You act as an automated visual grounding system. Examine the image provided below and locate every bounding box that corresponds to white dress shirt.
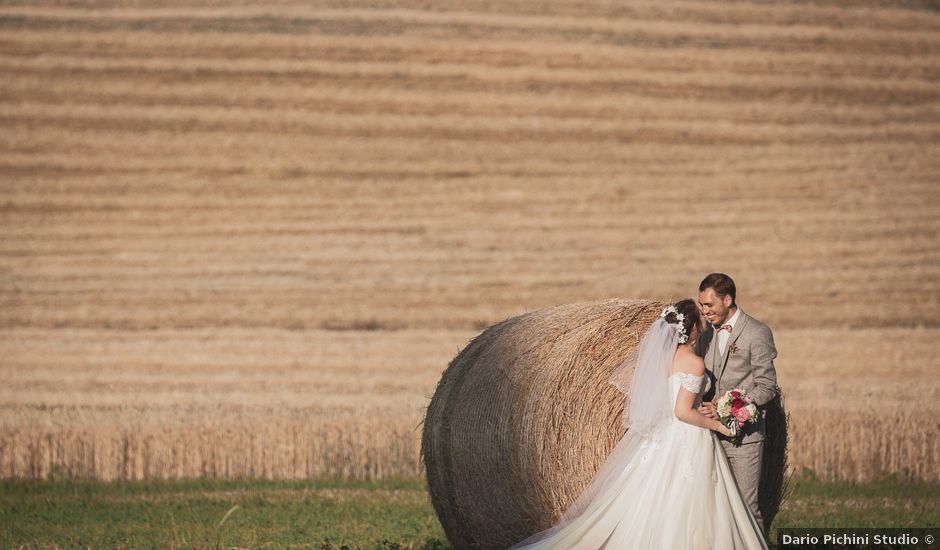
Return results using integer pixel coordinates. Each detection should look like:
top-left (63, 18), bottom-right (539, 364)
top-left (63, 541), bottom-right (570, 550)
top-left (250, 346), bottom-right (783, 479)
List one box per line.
top-left (717, 307), bottom-right (742, 356)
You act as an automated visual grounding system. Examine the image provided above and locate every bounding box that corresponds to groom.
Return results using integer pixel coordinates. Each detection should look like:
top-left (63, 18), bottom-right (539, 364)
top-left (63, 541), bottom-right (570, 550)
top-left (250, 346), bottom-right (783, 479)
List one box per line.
top-left (695, 273), bottom-right (778, 533)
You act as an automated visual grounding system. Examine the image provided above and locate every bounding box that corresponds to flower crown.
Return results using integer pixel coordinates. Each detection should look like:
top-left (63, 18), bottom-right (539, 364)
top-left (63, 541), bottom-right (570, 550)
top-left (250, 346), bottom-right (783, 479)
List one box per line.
top-left (660, 305), bottom-right (689, 344)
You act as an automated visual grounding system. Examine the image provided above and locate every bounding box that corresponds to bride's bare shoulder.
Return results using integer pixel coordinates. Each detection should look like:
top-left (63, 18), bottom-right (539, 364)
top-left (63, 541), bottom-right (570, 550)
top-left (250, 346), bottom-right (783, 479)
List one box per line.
top-left (673, 347), bottom-right (705, 376)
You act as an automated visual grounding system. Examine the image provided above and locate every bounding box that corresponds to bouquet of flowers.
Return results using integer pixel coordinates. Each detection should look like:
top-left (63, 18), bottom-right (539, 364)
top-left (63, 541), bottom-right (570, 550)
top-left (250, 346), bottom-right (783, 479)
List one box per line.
top-left (716, 388), bottom-right (761, 442)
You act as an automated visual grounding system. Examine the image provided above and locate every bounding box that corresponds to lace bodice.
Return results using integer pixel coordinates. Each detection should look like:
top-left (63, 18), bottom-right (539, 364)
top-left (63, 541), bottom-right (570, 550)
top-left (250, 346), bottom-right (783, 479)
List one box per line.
top-left (665, 372), bottom-right (714, 483)
top-left (671, 371), bottom-right (711, 395)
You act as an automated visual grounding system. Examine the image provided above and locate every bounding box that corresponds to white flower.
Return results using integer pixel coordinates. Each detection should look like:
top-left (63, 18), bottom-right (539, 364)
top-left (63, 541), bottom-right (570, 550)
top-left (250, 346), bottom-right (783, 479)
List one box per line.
top-left (716, 397), bottom-right (732, 417)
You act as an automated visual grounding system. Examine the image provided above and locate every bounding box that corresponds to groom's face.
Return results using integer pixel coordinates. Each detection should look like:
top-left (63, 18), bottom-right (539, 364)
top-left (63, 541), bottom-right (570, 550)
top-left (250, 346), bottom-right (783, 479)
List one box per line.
top-left (698, 288), bottom-right (734, 327)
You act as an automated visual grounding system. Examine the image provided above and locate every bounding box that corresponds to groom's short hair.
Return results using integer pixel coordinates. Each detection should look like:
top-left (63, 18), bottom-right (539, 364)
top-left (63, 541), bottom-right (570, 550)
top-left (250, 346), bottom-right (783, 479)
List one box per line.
top-left (699, 273), bottom-right (736, 307)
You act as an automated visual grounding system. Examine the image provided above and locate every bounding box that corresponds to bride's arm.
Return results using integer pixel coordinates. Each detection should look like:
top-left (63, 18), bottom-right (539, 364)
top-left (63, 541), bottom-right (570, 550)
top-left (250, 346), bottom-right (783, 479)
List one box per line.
top-left (673, 355), bottom-right (732, 436)
top-left (675, 386), bottom-right (731, 436)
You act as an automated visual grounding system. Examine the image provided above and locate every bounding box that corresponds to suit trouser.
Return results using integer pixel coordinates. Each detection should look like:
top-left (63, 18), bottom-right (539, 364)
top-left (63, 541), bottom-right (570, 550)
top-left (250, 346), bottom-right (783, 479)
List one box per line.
top-left (720, 439), bottom-right (764, 532)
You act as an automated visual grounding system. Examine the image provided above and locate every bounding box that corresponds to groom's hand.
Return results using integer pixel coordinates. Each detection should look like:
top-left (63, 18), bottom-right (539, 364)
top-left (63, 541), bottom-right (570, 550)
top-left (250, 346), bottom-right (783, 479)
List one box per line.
top-left (698, 402), bottom-right (718, 419)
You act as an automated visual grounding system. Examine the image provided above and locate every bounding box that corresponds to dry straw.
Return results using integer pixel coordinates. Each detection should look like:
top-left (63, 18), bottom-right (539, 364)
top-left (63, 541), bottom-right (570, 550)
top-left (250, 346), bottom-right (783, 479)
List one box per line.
top-left (421, 298), bottom-right (788, 550)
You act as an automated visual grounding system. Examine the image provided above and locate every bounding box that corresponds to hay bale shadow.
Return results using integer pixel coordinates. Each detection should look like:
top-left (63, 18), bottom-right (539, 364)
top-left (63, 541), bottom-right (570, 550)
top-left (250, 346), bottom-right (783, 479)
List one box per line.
top-left (760, 390), bottom-right (790, 533)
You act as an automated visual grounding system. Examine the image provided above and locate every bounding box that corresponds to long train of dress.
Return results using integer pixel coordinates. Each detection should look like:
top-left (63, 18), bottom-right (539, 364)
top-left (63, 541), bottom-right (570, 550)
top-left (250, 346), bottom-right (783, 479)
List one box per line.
top-left (508, 372), bottom-right (768, 550)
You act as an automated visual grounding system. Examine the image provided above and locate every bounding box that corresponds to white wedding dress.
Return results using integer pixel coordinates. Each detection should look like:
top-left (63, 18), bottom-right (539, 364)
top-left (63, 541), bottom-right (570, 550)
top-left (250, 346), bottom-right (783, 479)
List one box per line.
top-left (507, 370), bottom-right (769, 550)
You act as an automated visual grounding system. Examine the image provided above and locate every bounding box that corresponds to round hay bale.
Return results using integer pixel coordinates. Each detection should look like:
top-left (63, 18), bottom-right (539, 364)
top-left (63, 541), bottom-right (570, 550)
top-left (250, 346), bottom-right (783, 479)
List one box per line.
top-left (420, 298), bottom-right (788, 549)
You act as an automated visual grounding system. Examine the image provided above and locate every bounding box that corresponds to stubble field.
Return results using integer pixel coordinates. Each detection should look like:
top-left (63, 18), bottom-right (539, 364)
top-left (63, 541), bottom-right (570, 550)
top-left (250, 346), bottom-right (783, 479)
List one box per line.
top-left (1, 0), bottom-right (939, 485)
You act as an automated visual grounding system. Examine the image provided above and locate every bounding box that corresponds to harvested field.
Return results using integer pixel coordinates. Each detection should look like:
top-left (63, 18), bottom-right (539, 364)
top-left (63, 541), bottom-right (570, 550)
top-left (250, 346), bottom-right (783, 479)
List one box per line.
top-left (1, 0), bottom-right (938, 481)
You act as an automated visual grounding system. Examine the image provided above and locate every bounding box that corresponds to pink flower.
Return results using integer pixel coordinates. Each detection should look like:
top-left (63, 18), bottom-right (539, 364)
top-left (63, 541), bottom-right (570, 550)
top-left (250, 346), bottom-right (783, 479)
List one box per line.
top-left (734, 407), bottom-right (751, 424)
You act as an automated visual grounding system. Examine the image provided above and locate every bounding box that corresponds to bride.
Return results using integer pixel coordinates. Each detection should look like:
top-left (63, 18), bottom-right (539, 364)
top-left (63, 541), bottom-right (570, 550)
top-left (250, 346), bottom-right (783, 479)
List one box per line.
top-left (508, 299), bottom-right (769, 550)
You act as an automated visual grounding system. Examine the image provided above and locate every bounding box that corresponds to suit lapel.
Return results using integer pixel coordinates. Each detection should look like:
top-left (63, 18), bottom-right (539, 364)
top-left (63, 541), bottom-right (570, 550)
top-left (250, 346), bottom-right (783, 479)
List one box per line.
top-left (700, 327), bottom-right (716, 372)
top-left (717, 311), bottom-right (751, 386)
top-left (709, 328), bottom-right (719, 372)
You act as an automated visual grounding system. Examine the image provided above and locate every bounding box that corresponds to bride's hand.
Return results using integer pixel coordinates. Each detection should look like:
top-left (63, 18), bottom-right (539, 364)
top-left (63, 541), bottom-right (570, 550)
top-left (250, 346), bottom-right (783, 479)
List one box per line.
top-left (716, 421), bottom-right (734, 437)
top-left (699, 402), bottom-right (718, 419)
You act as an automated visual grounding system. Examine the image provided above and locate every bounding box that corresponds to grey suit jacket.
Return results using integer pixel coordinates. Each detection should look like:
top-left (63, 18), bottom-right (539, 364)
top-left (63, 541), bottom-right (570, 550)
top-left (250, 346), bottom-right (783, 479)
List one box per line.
top-left (696, 310), bottom-right (778, 444)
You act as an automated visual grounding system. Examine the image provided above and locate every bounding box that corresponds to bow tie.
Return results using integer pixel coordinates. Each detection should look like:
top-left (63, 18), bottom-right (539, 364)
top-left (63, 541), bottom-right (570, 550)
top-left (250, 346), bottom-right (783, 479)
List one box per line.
top-left (716, 324), bottom-right (732, 333)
